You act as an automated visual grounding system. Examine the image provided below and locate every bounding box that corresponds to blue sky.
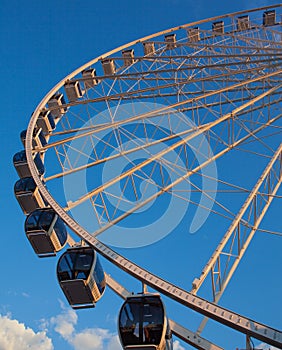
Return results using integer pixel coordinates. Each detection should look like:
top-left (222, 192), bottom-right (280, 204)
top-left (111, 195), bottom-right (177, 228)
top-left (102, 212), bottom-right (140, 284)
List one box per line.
top-left (1, 1), bottom-right (281, 349)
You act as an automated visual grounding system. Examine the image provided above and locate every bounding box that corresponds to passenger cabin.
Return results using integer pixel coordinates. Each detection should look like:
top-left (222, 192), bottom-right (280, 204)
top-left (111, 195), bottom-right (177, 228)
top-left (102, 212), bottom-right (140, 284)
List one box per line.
top-left (37, 110), bottom-right (55, 134)
top-left (20, 129), bottom-right (47, 150)
top-left (164, 34), bottom-right (176, 50)
top-left (212, 21), bottom-right (224, 35)
top-left (25, 208), bottom-right (67, 257)
top-left (13, 150), bottom-right (44, 178)
top-left (57, 246), bottom-right (106, 309)
top-left (187, 27), bottom-right (200, 42)
top-left (118, 294), bottom-right (173, 350)
top-left (82, 68), bottom-right (99, 89)
top-left (143, 42), bottom-right (155, 56)
top-left (122, 49), bottom-right (135, 66)
top-left (47, 93), bottom-right (67, 118)
top-left (263, 10), bottom-right (276, 26)
top-left (14, 177), bottom-right (46, 215)
top-left (101, 58), bottom-right (116, 75)
top-left (237, 15), bottom-right (250, 31)
top-left (64, 80), bottom-right (83, 102)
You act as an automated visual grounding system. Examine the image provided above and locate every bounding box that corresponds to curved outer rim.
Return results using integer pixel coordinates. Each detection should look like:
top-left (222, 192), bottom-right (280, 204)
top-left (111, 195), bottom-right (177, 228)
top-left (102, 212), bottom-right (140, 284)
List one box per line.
top-left (25, 5), bottom-right (282, 347)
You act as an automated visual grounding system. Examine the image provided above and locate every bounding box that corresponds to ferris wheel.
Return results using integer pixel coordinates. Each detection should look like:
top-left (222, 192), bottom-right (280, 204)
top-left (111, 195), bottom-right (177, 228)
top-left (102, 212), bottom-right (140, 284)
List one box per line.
top-left (14, 4), bottom-right (282, 350)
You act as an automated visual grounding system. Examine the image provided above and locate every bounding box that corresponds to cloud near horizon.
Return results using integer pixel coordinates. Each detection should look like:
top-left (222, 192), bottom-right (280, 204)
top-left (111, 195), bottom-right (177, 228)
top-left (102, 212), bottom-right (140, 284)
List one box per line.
top-left (0, 301), bottom-right (187, 350)
top-left (173, 340), bottom-right (186, 350)
top-left (0, 310), bottom-right (274, 350)
top-left (49, 303), bottom-right (122, 350)
top-left (0, 314), bottom-right (53, 350)
top-left (49, 302), bottom-right (187, 350)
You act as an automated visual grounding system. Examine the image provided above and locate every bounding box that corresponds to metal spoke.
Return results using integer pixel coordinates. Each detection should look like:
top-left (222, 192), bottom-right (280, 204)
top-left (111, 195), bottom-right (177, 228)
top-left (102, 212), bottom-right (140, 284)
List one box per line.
top-left (24, 5), bottom-right (282, 349)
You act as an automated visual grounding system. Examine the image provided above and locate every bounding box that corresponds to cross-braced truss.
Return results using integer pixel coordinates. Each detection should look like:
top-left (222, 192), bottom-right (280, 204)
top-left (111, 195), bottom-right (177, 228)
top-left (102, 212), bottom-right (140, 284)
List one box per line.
top-left (26, 5), bottom-right (282, 349)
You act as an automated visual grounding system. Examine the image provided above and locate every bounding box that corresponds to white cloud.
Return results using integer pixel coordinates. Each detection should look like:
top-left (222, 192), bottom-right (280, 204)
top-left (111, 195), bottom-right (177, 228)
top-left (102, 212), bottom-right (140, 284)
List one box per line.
top-left (105, 334), bottom-right (123, 350)
top-left (50, 306), bottom-right (77, 340)
top-left (21, 292), bottom-right (30, 298)
top-left (0, 315), bottom-right (53, 350)
top-left (173, 339), bottom-right (186, 350)
top-left (49, 302), bottom-right (186, 350)
top-left (72, 328), bottom-right (122, 350)
top-left (72, 328), bottom-right (104, 349)
top-left (50, 302), bottom-right (122, 350)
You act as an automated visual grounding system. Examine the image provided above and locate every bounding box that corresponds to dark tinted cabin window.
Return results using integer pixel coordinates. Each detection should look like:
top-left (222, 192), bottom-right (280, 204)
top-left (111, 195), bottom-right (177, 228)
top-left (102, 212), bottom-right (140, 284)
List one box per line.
top-left (119, 297), bottom-right (164, 346)
top-left (38, 131), bottom-right (47, 147)
top-left (53, 217), bottom-right (67, 245)
top-left (20, 129), bottom-right (47, 147)
top-left (24, 178), bottom-right (37, 191)
top-left (40, 210), bottom-right (55, 231)
top-left (120, 302), bottom-right (141, 345)
top-left (34, 154), bottom-right (45, 175)
top-left (26, 209), bottom-right (67, 245)
top-left (25, 210), bottom-right (41, 231)
top-left (58, 249), bottom-right (94, 281)
top-left (93, 257), bottom-right (106, 294)
top-left (14, 177), bottom-right (36, 193)
top-left (25, 209), bottom-right (53, 231)
top-left (13, 150), bottom-right (26, 163)
top-left (13, 151), bottom-right (44, 175)
top-left (20, 130), bottom-right (27, 143)
top-left (48, 113), bottom-right (56, 129)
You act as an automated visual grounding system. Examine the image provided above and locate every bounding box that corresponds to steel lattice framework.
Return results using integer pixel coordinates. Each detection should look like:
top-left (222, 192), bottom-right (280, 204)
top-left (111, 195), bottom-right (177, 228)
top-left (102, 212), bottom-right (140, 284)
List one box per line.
top-left (24, 5), bottom-right (281, 349)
